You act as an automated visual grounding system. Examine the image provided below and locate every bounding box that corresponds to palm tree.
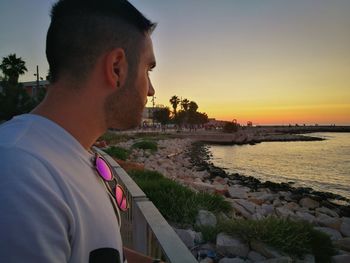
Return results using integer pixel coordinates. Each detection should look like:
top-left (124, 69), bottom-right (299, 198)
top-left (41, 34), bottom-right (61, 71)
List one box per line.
top-left (169, 95), bottom-right (180, 117)
top-left (0, 54), bottom-right (27, 85)
top-left (181, 98), bottom-right (190, 111)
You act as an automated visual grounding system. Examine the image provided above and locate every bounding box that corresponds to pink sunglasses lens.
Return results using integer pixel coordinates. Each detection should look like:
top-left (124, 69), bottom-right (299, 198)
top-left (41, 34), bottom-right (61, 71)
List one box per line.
top-left (116, 185), bottom-right (128, 211)
top-left (96, 157), bottom-right (113, 181)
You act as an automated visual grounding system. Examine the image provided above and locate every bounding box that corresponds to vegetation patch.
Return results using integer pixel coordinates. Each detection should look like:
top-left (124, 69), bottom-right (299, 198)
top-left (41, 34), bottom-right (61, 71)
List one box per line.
top-left (104, 146), bottom-right (130, 161)
top-left (196, 217), bottom-right (335, 262)
top-left (132, 140), bottom-right (158, 152)
top-left (99, 132), bottom-right (131, 145)
top-left (128, 169), bottom-right (231, 226)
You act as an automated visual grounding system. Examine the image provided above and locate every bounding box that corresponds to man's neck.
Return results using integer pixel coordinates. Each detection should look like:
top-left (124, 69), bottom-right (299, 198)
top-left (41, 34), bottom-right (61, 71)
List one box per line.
top-left (31, 84), bottom-right (106, 151)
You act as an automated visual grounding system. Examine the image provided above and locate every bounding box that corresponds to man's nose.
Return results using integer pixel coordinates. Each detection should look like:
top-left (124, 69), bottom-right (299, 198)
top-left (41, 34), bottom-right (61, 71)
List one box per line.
top-left (148, 81), bottom-right (155, 97)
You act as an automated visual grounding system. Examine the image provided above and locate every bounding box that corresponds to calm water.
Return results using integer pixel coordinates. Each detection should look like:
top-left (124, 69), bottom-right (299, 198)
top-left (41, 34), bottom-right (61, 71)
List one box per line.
top-left (209, 133), bottom-right (350, 199)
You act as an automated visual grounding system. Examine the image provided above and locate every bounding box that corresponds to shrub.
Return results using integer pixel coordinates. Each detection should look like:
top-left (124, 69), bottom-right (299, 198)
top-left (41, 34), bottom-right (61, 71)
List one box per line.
top-left (104, 146), bottom-right (130, 161)
top-left (132, 140), bottom-right (158, 152)
top-left (99, 132), bottom-right (129, 145)
top-left (128, 170), bottom-right (231, 226)
top-left (216, 217), bottom-right (335, 260)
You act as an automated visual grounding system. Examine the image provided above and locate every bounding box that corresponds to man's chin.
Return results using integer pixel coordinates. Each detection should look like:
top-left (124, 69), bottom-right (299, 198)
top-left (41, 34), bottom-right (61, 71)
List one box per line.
top-left (108, 118), bottom-right (142, 131)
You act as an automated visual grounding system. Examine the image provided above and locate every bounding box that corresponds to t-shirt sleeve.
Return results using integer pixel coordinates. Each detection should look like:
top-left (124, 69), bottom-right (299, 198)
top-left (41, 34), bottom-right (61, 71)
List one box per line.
top-left (0, 148), bottom-right (73, 263)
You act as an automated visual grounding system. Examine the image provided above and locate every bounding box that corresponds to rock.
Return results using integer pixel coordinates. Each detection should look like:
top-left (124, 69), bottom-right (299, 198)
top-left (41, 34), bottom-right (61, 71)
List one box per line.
top-left (228, 186), bottom-right (248, 199)
top-left (218, 258), bottom-right (245, 263)
top-left (229, 200), bottom-right (253, 219)
top-left (234, 199), bottom-right (257, 214)
top-left (331, 254), bottom-right (350, 263)
top-left (192, 182), bottom-right (215, 192)
top-left (261, 204), bottom-right (275, 216)
top-left (174, 228), bottom-right (196, 248)
top-left (316, 213), bottom-right (342, 230)
top-left (279, 191), bottom-right (293, 201)
top-left (295, 211), bottom-right (316, 223)
top-left (249, 192), bottom-right (277, 202)
top-left (257, 257), bottom-right (293, 263)
top-left (299, 197), bottom-right (320, 209)
top-left (285, 202), bottom-right (300, 211)
top-left (250, 240), bottom-right (283, 258)
top-left (215, 184), bottom-right (229, 195)
top-left (340, 217), bottom-right (350, 237)
top-left (196, 210), bottom-right (217, 227)
top-left (248, 250), bottom-right (266, 261)
top-left (314, 227), bottom-right (342, 240)
top-left (216, 233), bottom-right (249, 257)
top-left (333, 237), bottom-right (350, 252)
top-left (316, 207), bottom-right (339, 218)
top-left (275, 207), bottom-right (294, 218)
top-left (273, 199), bottom-right (282, 207)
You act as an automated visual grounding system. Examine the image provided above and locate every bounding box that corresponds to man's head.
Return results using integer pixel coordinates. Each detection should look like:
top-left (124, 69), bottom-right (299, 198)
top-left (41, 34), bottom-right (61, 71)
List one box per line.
top-left (46, 0), bottom-right (156, 130)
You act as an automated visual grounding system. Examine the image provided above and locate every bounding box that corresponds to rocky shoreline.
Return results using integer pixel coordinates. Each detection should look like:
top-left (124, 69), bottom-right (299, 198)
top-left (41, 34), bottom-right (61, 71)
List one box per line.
top-left (113, 137), bottom-right (350, 263)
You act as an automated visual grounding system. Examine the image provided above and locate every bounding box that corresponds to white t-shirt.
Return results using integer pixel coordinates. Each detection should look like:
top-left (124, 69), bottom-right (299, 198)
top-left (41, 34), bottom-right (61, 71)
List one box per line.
top-left (0, 114), bottom-right (124, 263)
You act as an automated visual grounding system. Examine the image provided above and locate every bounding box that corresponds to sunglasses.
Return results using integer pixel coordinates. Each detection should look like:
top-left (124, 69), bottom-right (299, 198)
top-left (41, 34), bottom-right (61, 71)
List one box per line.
top-left (93, 153), bottom-right (129, 212)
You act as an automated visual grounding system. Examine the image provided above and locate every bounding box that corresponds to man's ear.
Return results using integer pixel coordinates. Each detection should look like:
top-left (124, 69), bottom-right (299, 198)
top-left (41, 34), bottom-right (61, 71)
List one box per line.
top-left (105, 48), bottom-right (128, 89)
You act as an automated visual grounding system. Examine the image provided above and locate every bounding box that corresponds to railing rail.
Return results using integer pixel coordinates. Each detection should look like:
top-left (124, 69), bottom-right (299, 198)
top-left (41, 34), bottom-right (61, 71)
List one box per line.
top-left (94, 148), bottom-right (197, 263)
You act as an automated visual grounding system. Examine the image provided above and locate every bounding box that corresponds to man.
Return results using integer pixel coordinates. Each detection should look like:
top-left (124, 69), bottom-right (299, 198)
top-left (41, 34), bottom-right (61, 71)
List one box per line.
top-left (0, 0), bottom-right (156, 262)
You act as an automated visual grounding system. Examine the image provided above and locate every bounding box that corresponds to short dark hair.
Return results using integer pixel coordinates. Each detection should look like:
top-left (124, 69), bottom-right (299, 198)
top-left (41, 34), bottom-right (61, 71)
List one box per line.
top-left (46, 0), bottom-right (156, 83)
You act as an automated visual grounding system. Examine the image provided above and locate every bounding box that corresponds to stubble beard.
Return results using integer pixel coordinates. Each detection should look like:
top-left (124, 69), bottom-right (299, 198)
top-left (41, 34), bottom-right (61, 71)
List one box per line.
top-left (104, 76), bottom-right (144, 130)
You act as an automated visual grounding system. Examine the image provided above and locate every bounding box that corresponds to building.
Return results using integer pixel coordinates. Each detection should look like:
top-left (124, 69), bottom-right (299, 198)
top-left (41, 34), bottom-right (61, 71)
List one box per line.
top-left (21, 80), bottom-right (50, 98)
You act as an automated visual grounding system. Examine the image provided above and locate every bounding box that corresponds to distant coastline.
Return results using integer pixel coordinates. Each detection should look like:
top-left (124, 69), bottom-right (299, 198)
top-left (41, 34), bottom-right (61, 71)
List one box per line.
top-left (176, 125), bottom-right (350, 145)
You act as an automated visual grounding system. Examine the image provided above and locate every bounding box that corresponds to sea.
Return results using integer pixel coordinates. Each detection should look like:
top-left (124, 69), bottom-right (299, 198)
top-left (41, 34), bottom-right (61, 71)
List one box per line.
top-left (208, 133), bottom-right (350, 200)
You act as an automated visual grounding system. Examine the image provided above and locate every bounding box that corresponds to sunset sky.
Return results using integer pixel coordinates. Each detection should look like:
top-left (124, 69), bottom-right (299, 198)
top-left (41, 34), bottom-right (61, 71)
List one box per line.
top-left (0, 0), bottom-right (349, 125)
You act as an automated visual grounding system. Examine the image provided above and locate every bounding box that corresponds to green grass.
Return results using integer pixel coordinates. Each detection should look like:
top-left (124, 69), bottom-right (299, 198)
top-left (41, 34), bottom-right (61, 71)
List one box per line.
top-left (132, 140), bottom-right (158, 152)
top-left (128, 170), bottom-right (231, 226)
top-left (104, 146), bottom-right (130, 161)
top-left (196, 217), bottom-right (335, 262)
top-left (99, 131), bottom-right (131, 145)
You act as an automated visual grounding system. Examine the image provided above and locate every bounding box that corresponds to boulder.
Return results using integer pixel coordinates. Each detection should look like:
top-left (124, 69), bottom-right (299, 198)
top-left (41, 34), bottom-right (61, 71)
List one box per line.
top-left (299, 197), bottom-right (320, 209)
top-left (216, 233), bottom-right (249, 257)
top-left (316, 207), bottom-right (339, 218)
top-left (340, 217), bottom-right (350, 237)
top-left (285, 202), bottom-right (300, 211)
top-left (215, 184), bottom-right (229, 195)
top-left (275, 207), bottom-right (294, 218)
top-left (261, 204), bottom-right (275, 216)
top-left (316, 213), bottom-right (342, 230)
top-left (229, 200), bottom-right (253, 219)
top-left (228, 186), bottom-right (248, 199)
top-left (174, 228), bottom-right (196, 248)
top-left (333, 237), bottom-right (350, 252)
top-left (192, 182), bottom-right (215, 192)
top-left (234, 199), bottom-right (257, 214)
top-left (218, 258), bottom-right (245, 263)
top-left (248, 250), bottom-right (266, 261)
top-left (331, 254), bottom-right (350, 263)
top-left (196, 210), bottom-right (217, 227)
top-left (295, 211), bottom-right (316, 224)
top-left (250, 240), bottom-right (283, 258)
top-left (314, 227), bottom-right (342, 240)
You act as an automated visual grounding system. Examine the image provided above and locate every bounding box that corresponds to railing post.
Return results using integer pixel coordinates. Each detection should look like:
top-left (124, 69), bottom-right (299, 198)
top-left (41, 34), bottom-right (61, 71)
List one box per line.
top-left (133, 200), bottom-right (148, 254)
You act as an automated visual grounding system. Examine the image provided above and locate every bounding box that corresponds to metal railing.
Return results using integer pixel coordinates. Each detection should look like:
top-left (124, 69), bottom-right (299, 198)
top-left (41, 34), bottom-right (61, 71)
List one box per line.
top-left (94, 148), bottom-right (197, 263)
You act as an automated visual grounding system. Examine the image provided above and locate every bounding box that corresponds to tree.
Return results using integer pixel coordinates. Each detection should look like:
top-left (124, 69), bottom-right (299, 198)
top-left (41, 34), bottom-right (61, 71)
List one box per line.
top-left (169, 95), bottom-right (180, 117)
top-left (0, 54), bottom-right (35, 121)
top-left (188, 101), bottom-right (198, 112)
top-left (0, 54), bottom-right (27, 85)
top-left (181, 98), bottom-right (190, 111)
top-left (153, 107), bottom-right (171, 130)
